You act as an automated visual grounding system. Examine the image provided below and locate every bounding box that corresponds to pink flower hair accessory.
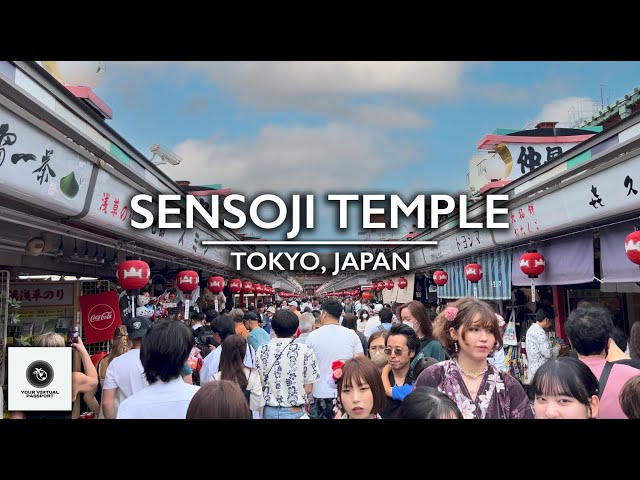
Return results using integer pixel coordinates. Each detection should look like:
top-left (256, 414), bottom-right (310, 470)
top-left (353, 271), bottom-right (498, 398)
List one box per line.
top-left (444, 307), bottom-right (458, 322)
top-left (495, 314), bottom-right (505, 329)
top-left (327, 360), bottom-right (345, 389)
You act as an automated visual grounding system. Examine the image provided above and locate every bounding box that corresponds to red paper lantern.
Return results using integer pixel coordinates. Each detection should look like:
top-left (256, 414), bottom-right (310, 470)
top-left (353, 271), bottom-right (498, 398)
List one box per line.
top-left (465, 263), bottom-right (483, 283)
top-left (208, 276), bottom-right (225, 293)
top-left (397, 277), bottom-right (408, 289)
top-left (375, 281), bottom-right (385, 292)
top-left (242, 281), bottom-right (254, 294)
top-left (229, 278), bottom-right (242, 293)
top-left (177, 270), bottom-right (199, 293)
top-left (433, 270), bottom-right (448, 286)
top-left (253, 283), bottom-right (262, 294)
top-left (625, 230), bottom-right (640, 266)
top-left (519, 250), bottom-right (546, 278)
top-left (116, 260), bottom-right (150, 290)
top-left (385, 279), bottom-right (394, 290)
top-left (362, 291), bottom-right (373, 300)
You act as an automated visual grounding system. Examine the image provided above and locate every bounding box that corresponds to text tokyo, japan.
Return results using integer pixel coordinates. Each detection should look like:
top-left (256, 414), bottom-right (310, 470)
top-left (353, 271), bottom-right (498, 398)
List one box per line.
top-left (129, 193), bottom-right (509, 239)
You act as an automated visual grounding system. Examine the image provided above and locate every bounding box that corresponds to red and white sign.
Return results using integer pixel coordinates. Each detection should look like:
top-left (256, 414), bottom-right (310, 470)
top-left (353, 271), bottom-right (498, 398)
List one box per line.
top-left (80, 290), bottom-right (122, 344)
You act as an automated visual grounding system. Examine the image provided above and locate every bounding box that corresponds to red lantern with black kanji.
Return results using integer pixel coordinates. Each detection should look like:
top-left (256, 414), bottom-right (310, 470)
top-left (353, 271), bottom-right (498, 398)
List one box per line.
top-left (362, 291), bottom-right (373, 300)
top-left (242, 281), bottom-right (254, 294)
top-left (465, 263), bottom-right (483, 283)
top-left (397, 277), bottom-right (408, 289)
top-left (385, 279), bottom-right (394, 290)
top-left (117, 260), bottom-right (150, 290)
top-left (177, 270), bottom-right (199, 293)
top-left (208, 276), bottom-right (225, 294)
top-left (625, 230), bottom-right (640, 266)
top-left (519, 250), bottom-right (546, 278)
top-left (229, 278), bottom-right (242, 294)
top-left (433, 270), bottom-right (448, 286)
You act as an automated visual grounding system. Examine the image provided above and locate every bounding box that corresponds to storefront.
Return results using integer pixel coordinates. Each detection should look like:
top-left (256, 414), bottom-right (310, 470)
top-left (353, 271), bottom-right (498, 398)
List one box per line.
top-left (0, 62), bottom-right (300, 417)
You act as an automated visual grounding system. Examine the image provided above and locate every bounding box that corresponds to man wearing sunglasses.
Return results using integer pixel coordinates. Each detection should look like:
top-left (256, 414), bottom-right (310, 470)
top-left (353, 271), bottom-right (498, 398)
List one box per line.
top-left (379, 323), bottom-right (419, 418)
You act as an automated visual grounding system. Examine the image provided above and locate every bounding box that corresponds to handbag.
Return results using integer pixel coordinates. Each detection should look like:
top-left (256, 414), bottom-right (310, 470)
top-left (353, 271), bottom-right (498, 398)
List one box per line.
top-left (503, 310), bottom-right (518, 346)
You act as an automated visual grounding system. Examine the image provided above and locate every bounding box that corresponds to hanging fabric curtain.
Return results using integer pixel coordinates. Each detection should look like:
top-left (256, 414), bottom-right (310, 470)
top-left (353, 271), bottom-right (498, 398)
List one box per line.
top-left (438, 249), bottom-right (512, 300)
top-left (511, 231), bottom-right (594, 286)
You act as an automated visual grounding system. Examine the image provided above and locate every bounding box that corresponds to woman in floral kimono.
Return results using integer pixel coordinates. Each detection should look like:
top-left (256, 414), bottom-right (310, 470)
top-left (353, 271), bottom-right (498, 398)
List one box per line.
top-left (415, 297), bottom-right (533, 419)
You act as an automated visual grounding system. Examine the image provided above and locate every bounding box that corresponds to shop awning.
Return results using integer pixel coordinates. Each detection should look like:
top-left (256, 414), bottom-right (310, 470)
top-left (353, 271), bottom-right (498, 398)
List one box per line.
top-left (511, 231), bottom-right (594, 286)
top-left (438, 249), bottom-right (512, 300)
top-left (600, 219), bottom-right (640, 283)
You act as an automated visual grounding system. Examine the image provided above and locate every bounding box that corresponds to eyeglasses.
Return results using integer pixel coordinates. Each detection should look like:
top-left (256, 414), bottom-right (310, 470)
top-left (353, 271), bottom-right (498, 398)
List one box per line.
top-left (370, 346), bottom-right (386, 353)
top-left (384, 347), bottom-right (409, 356)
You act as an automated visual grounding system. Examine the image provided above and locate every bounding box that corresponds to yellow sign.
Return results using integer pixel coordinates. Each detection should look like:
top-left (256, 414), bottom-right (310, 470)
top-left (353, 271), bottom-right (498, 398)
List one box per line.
top-left (20, 307), bottom-right (66, 319)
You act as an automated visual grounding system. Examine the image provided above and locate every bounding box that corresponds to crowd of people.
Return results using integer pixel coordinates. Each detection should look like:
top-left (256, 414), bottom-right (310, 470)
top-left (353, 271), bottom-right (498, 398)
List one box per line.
top-left (8, 294), bottom-right (640, 420)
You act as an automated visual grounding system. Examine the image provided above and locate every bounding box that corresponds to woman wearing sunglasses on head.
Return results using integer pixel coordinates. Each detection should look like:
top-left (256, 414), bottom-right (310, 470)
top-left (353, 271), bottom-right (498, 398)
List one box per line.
top-left (415, 297), bottom-right (533, 419)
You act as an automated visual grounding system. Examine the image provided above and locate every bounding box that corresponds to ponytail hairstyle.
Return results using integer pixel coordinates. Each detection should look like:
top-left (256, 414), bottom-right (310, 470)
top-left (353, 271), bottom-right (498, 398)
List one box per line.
top-left (108, 325), bottom-right (130, 362)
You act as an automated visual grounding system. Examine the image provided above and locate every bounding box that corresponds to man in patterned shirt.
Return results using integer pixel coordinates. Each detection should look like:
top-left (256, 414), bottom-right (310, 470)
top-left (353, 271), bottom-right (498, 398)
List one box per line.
top-left (525, 306), bottom-right (559, 397)
top-left (255, 310), bottom-right (320, 419)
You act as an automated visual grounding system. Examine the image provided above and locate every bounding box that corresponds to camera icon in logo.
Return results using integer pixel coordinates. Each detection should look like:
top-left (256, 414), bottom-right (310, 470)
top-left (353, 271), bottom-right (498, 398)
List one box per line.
top-left (26, 360), bottom-right (54, 388)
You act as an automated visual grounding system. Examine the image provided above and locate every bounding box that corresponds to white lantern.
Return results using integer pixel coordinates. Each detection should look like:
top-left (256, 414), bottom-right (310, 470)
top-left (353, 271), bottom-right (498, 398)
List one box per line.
top-left (56, 61), bottom-right (105, 89)
top-left (484, 153), bottom-right (506, 181)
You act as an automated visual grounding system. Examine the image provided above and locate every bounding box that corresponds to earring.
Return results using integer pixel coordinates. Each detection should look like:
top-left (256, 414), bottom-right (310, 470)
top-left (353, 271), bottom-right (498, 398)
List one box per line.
top-left (454, 341), bottom-right (458, 354)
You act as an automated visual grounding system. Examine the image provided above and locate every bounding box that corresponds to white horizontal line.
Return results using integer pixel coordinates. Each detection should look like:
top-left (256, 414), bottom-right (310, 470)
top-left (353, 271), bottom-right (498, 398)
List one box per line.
top-left (201, 241), bottom-right (438, 246)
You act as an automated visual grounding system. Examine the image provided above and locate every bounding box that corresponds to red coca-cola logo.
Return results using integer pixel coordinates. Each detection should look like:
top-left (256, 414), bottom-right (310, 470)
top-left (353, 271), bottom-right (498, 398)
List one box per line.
top-left (87, 304), bottom-right (116, 330)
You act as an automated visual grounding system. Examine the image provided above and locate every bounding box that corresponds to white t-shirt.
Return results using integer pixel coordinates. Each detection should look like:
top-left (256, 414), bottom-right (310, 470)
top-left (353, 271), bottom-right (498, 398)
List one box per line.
top-left (306, 324), bottom-right (363, 399)
top-left (103, 349), bottom-right (149, 404)
top-left (200, 342), bottom-right (255, 384)
top-left (213, 367), bottom-right (265, 412)
top-left (117, 377), bottom-right (199, 419)
top-left (363, 316), bottom-right (381, 339)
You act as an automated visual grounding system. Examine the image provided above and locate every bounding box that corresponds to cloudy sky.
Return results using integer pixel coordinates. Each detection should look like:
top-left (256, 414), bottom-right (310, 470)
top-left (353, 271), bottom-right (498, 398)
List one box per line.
top-left (90, 61), bottom-right (640, 241)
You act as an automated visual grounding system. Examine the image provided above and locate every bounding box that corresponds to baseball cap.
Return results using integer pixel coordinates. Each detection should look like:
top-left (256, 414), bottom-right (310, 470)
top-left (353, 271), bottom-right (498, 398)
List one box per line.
top-left (243, 311), bottom-right (259, 322)
top-left (374, 304), bottom-right (383, 313)
top-left (124, 316), bottom-right (152, 340)
top-left (289, 301), bottom-right (299, 308)
top-left (267, 306), bottom-right (276, 314)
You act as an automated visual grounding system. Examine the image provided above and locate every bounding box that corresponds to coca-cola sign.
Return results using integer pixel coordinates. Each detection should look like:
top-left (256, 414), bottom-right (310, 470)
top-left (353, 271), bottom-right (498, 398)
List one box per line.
top-left (88, 305), bottom-right (115, 330)
top-left (80, 290), bottom-right (122, 344)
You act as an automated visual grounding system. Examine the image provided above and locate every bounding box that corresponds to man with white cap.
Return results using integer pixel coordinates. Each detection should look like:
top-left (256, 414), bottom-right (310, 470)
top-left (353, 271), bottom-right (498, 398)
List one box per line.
top-left (364, 304), bottom-right (383, 339)
top-left (289, 301), bottom-right (301, 318)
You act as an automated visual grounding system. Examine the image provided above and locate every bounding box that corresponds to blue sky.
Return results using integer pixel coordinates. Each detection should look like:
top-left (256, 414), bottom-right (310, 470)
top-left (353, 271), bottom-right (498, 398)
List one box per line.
top-left (88, 61), bottom-right (640, 242)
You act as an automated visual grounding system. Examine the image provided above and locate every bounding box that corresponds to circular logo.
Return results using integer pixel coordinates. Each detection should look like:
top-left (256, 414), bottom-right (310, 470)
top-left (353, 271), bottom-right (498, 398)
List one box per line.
top-left (87, 303), bottom-right (116, 331)
top-left (26, 360), bottom-right (54, 388)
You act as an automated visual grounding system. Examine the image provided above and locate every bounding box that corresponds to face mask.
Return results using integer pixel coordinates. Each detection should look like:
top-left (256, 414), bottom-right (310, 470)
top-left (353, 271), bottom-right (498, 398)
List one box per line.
top-left (370, 351), bottom-right (388, 368)
top-left (362, 314), bottom-right (368, 319)
top-left (403, 320), bottom-right (417, 331)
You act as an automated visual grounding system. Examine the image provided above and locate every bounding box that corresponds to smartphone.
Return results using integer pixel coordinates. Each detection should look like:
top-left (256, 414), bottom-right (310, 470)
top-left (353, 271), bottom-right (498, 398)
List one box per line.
top-left (67, 326), bottom-right (79, 345)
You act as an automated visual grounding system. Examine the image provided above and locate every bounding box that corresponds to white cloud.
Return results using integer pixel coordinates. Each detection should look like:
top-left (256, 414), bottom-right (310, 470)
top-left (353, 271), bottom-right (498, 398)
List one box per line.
top-left (162, 123), bottom-right (421, 241)
top-left (530, 96), bottom-right (599, 127)
top-left (108, 61), bottom-right (470, 129)
top-left (185, 61), bottom-right (467, 105)
top-left (167, 122), bottom-right (419, 196)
